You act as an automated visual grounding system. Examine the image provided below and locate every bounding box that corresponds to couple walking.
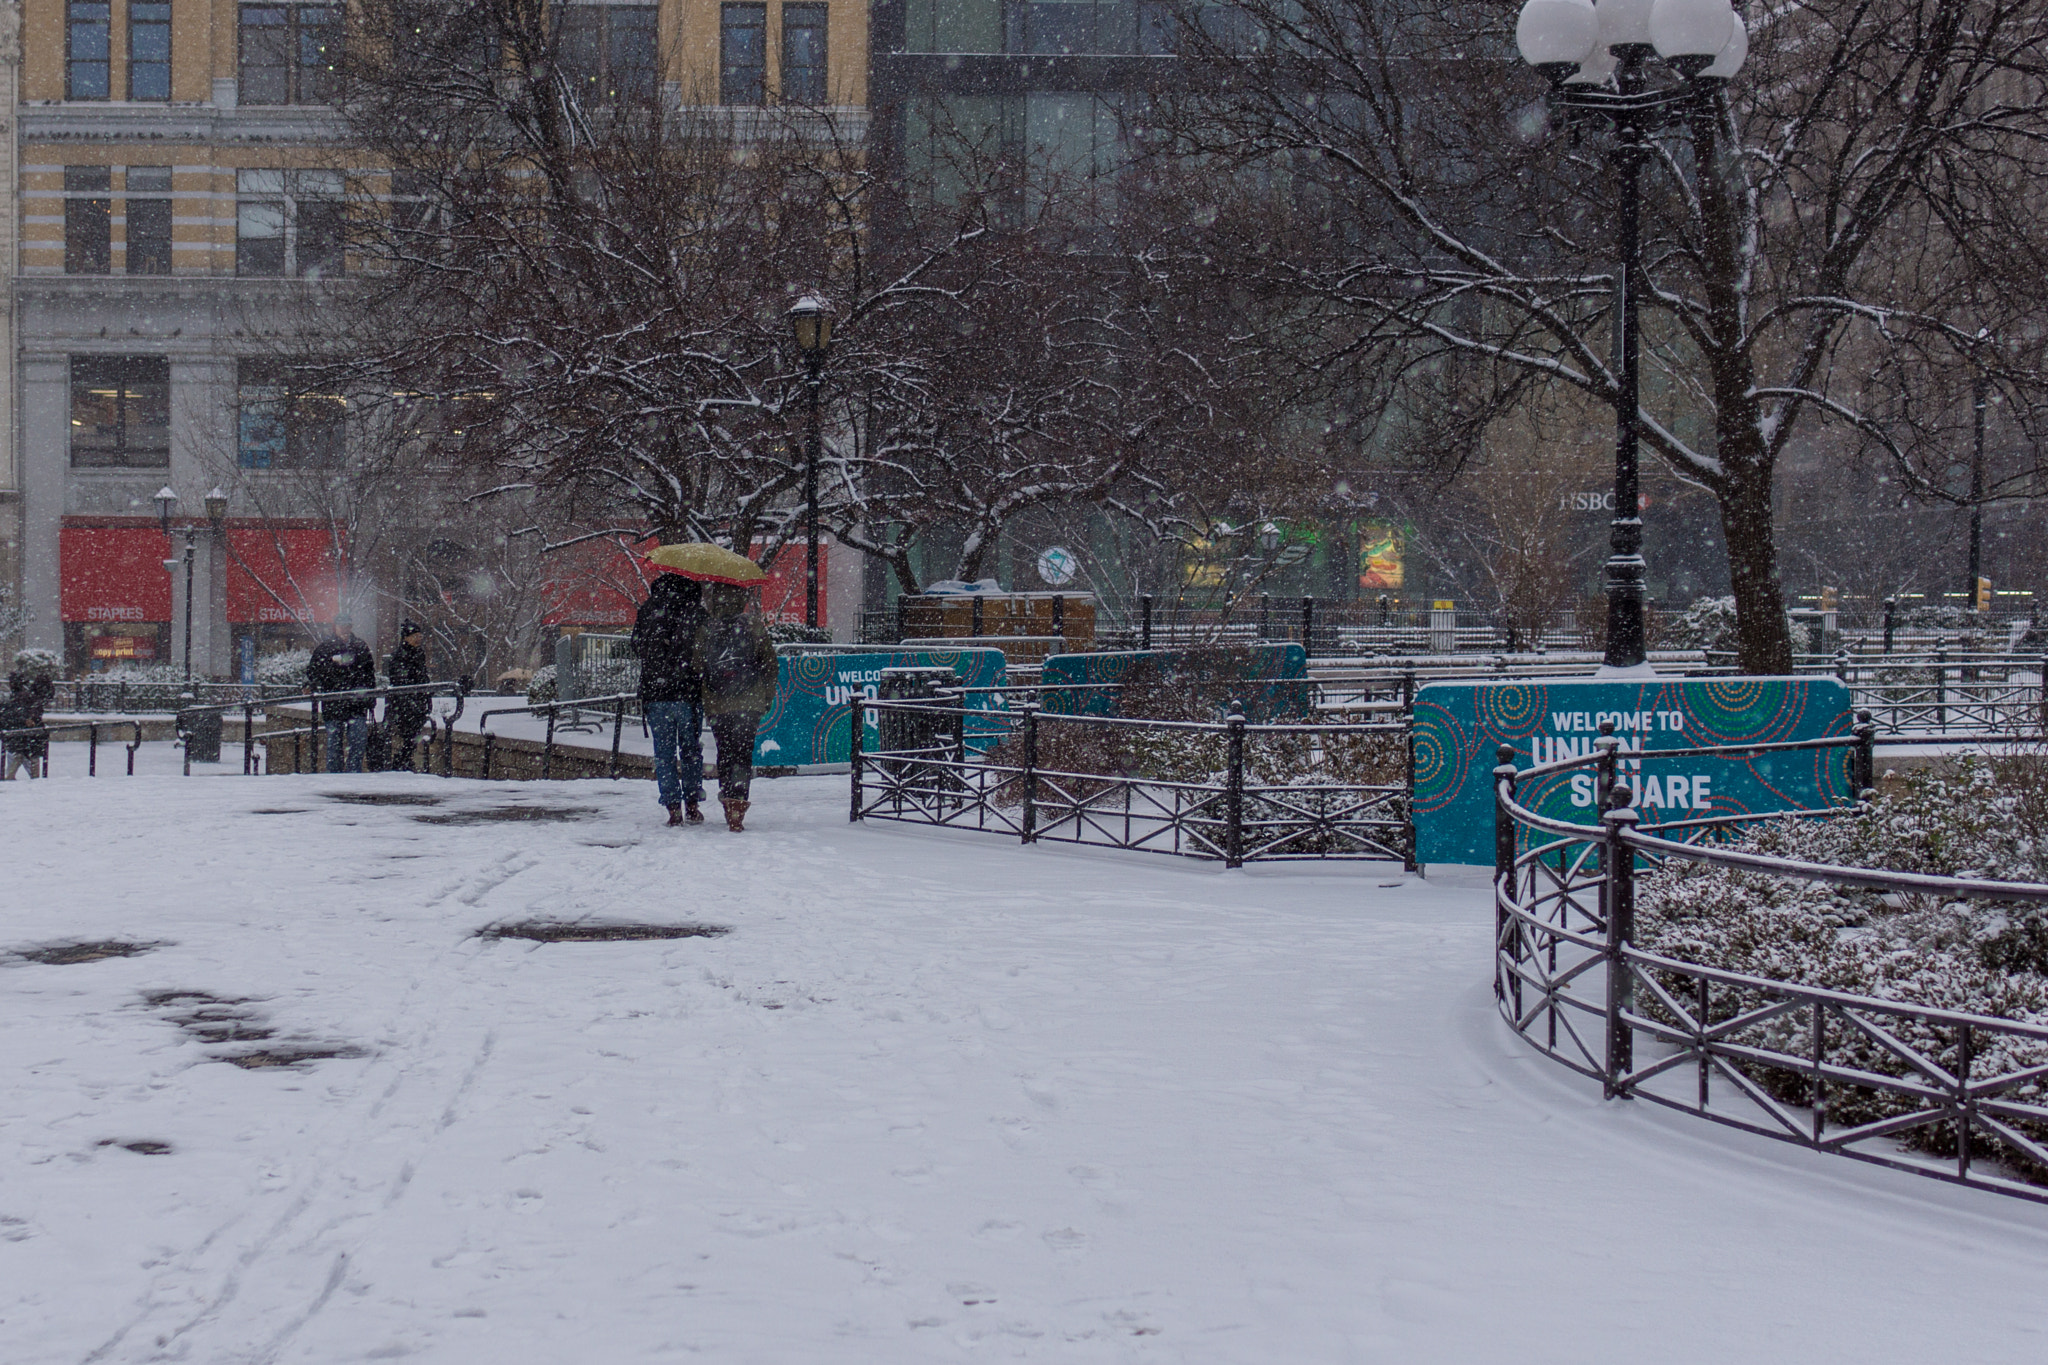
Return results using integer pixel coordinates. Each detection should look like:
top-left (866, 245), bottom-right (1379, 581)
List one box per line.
top-left (631, 576), bottom-right (775, 831)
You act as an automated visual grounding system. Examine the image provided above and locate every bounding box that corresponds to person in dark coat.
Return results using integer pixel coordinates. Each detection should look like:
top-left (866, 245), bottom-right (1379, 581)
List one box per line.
top-left (385, 620), bottom-right (433, 771)
top-left (307, 614), bottom-right (377, 773)
top-left (692, 581), bottom-right (778, 832)
top-left (1, 667), bottom-right (55, 780)
top-left (632, 574), bottom-right (708, 825)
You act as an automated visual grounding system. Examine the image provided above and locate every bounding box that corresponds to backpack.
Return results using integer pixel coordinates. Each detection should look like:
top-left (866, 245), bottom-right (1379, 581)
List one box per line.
top-left (701, 617), bottom-right (763, 696)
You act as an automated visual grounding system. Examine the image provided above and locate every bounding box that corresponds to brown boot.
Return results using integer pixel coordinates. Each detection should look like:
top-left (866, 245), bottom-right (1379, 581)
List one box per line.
top-left (684, 800), bottom-right (705, 825)
top-left (666, 804), bottom-right (684, 827)
top-left (722, 798), bottom-right (749, 832)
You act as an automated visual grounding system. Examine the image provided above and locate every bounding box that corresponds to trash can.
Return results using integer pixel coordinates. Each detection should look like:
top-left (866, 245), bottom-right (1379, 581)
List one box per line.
top-left (877, 667), bottom-right (958, 756)
top-left (177, 704), bottom-right (223, 763)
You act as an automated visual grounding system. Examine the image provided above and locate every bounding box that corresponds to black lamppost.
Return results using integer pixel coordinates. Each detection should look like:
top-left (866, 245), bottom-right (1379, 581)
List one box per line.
top-left (787, 294), bottom-right (835, 629)
top-left (154, 485), bottom-right (229, 686)
top-left (1967, 372), bottom-right (1987, 609)
top-left (1516, 0), bottom-right (1746, 673)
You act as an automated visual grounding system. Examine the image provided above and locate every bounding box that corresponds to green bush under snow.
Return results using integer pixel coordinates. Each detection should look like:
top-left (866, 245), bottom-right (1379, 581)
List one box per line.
top-left (1636, 751), bottom-right (2048, 1177)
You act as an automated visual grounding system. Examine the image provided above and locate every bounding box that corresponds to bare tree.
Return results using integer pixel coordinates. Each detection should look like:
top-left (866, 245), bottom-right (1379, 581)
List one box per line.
top-left (1156, 0), bottom-right (2048, 670)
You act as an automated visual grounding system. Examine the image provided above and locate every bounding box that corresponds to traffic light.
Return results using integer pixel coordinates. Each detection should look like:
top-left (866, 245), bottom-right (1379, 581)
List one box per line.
top-left (1976, 577), bottom-right (1993, 612)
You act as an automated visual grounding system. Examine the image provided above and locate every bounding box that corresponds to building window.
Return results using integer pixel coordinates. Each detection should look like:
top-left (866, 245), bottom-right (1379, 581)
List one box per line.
top-left (720, 3), bottom-right (767, 105)
top-left (237, 169), bottom-right (346, 278)
top-left (239, 360), bottom-right (346, 469)
top-left (65, 167), bottom-right (112, 276)
top-left (781, 4), bottom-right (828, 104)
top-left (558, 4), bottom-right (658, 104)
top-left (71, 357), bottom-right (171, 469)
top-left (67, 1), bottom-right (111, 100)
top-left (239, 4), bottom-right (341, 105)
top-left (129, 2), bottom-right (172, 99)
top-left (126, 166), bottom-right (174, 275)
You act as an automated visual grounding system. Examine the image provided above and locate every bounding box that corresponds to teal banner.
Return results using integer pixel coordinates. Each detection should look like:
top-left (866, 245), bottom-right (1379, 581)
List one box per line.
top-left (1039, 645), bottom-right (1310, 720)
top-left (1413, 677), bottom-right (1856, 865)
top-left (755, 648), bottom-right (1008, 767)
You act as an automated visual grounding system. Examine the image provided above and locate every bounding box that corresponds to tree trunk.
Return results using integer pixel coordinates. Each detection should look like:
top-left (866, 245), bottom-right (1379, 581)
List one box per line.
top-left (1715, 463), bottom-right (1792, 674)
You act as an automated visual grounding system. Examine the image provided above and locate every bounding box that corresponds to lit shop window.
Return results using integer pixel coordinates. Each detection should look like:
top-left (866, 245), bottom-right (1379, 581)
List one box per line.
top-left (70, 356), bottom-right (171, 469)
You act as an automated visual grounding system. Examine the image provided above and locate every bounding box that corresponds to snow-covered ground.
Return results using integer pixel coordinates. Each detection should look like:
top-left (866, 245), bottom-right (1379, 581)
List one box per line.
top-left (5, 771), bottom-right (2048, 1363)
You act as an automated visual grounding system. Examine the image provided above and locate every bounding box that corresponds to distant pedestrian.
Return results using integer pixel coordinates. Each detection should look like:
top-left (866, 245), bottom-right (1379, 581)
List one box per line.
top-left (308, 614), bottom-right (377, 773)
top-left (692, 582), bottom-right (777, 832)
top-left (385, 620), bottom-right (432, 771)
top-left (1, 663), bottom-right (55, 780)
top-left (632, 574), bottom-right (708, 825)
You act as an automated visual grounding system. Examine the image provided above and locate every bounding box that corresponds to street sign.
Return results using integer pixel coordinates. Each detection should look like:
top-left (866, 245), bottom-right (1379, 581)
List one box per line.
top-left (754, 647), bottom-right (1007, 768)
top-left (1412, 676), bottom-right (1855, 865)
top-left (1036, 546), bottom-right (1078, 586)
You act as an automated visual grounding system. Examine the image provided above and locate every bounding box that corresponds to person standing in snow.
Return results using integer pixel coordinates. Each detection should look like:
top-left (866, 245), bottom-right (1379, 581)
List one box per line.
top-left (308, 614), bottom-right (377, 773)
top-left (632, 574), bottom-right (709, 826)
top-left (385, 620), bottom-right (433, 771)
top-left (0, 663), bottom-right (55, 780)
top-left (692, 581), bottom-right (777, 832)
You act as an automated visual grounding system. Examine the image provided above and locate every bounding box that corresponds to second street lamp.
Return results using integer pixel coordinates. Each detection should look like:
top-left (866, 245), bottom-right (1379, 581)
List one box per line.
top-left (1516, 0), bottom-right (1745, 674)
top-left (787, 294), bottom-right (835, 630)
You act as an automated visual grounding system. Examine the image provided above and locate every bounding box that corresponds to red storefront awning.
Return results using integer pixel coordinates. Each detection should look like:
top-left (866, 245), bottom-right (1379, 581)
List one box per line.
top-left (541, 537), bottom-right (656, 627)
top-left (754, 541), bottom-right (825, 625)
top-left (61, 527), bottom-right (174, 623)
top-left (226, 528), bottom-right (341, 624)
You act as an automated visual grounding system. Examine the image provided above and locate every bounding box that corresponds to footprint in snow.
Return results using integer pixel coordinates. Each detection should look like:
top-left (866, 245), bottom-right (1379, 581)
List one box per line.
top-left (1041, 1227), bottom-right (1090, 1256)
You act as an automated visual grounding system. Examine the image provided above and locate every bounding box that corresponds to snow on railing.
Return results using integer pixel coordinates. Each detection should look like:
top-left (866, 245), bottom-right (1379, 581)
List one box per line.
top-left (1493, 722), bottom-right (2048, 1204)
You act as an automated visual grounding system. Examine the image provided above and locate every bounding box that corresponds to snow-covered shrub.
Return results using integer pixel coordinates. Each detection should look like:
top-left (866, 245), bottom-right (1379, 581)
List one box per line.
top-left (526, 665), bottom-right (557, 705)
top-left (767, 620), bottom-right (833, 646)
top-left (12, 647), bottom-right (60, 679)
top-left (255, 648), bottom-right (310, 690)
top-left (1663, 596), bottom-right (1737, 653)
top-left (1636, 753), bottom-right (2048, 1176)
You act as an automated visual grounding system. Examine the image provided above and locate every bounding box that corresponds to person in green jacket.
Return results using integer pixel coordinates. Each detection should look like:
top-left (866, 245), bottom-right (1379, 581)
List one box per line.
top-left (692, 582), bottom-right (778, 831)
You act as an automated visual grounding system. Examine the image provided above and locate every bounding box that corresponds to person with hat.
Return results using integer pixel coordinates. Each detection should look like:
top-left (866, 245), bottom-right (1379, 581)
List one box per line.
top-left (308, 613), bottom-right (377, 773)
top-left (692, 581), bottom-right (777, 831)
top-left (385, 620), bottom-right (433, 771)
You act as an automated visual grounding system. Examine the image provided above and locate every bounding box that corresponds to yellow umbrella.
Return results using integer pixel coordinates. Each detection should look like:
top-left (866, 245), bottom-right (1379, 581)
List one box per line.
top-left (642, 542), bottom-right (767, 586)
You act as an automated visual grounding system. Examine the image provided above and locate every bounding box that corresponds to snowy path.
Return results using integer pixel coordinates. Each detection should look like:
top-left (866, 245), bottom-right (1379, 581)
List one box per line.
top-left (4, 774), bottom-right (2048, 1363)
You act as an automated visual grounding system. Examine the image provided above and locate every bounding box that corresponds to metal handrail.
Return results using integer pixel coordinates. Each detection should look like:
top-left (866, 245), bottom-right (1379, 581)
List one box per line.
top-left (1, 719), bottom-right (147, 777)
top-left (1492, 722), bottom-right (2048, 1203)
top-left (475, 692), bottom-right (640, 781)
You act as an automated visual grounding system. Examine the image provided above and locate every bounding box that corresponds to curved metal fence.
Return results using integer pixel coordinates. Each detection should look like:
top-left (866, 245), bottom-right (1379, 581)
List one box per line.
top-left (1494, 729), bottom-right (2048, 1203)
top-left (852, 695), bottom-right (1413, 867)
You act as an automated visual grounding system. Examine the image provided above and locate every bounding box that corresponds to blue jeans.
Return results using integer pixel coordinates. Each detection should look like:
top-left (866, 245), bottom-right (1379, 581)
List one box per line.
top-left (646, 700), bottom-right (705, 808)
top-left (325, 716), bottom-right (367, 773)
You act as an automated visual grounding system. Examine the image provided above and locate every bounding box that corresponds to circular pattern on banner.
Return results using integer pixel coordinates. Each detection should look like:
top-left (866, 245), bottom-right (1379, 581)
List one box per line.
top-left (1475, 682), bottom-right (1548, 739)
top-left (1688, 677), bottom-right (1807, 745)
top-left (1410, 702), bottom-right (1470, 813)
top-left (789, 653), bottom-right (838, 686)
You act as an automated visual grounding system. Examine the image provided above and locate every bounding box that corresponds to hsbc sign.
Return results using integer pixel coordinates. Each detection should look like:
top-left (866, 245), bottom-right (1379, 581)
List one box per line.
top-left (1559, 491), bottom-right (1652, 512)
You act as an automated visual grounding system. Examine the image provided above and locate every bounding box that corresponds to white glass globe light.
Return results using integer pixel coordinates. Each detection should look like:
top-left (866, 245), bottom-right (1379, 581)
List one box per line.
top-left (1650, 0), bottom-right (1733, 64)
top-left (1564, 41), bottom-right (1618, 85)
top-left (1701, 12), bottom-right (1747, 78)
top-left (1516, 0), bottom-right (1599, 68)
top-left (1596, 0), bottom-right (1657, 49)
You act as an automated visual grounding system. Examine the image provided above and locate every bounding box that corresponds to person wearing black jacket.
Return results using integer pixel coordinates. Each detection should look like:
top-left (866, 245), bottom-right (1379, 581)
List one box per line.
top-left (631, 574), bottom-right (707, 825)
top-left (385, 620), bottom-right (432, 771)
top-left (1, 666), bottom-right (55, 780)
top-left (308, 614), bottom-right (377, 773)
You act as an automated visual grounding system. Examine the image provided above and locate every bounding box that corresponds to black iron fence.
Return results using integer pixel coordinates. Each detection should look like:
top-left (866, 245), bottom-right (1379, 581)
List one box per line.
top-left (1493, 723), bottom-right (2048, 1204)
top-left (851, 693), bottom-right (1413, 867)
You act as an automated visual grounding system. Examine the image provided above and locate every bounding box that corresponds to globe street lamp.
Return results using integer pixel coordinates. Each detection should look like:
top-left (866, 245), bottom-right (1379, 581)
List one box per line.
top-left (1516, 0), bottom-right (1746, 673)
top-left (153, 486), bottom-right (231, 687)
top-left (787, 294), bottom-right (835, 630)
